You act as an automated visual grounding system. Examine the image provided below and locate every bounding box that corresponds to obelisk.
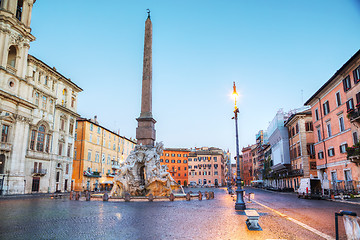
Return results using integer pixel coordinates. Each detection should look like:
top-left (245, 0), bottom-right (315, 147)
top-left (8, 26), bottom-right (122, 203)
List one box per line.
top-left (136, 10), bottom-right (156, 147)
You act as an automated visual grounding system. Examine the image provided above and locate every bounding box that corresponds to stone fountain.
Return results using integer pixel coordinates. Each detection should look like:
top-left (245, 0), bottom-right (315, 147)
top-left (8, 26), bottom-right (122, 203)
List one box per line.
top-left (110, 11), bottom-right (178, 197)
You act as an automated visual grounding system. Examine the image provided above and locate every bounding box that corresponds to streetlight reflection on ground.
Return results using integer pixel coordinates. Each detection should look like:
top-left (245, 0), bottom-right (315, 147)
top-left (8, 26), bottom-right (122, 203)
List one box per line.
top-left (232, 82), bottom-right (245, 210)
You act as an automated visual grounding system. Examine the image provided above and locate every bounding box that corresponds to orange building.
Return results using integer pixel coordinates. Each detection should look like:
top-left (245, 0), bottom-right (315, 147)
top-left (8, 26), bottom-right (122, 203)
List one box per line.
top-left (72, 117), bottom-right (136, 191)
top-left (160, 148), bottom-right (189, 186)
top-left (242, 145), bottom-right (254, 186)
top-left (305, 50), bottom-right (360, 193)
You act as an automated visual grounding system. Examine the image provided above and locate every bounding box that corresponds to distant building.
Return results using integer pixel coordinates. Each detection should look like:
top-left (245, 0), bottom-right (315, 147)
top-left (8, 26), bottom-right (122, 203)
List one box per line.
top-left (160, 148), bottom-right (190, 186)
top-left (284, 109), bottom-right (317, 190)
top-left (72, 117), bottom-right (136, 191)
top-left (188, 147), bottom-right (226, 187)
top-left (241, 145), bottom-right (253, 186)
top-left (0, 1), bottom-right (82, 195)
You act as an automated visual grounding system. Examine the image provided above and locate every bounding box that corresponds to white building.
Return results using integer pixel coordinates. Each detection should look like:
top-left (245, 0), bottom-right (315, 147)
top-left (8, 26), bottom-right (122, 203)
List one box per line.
top-left (0, 0), bottom-right (82, 194)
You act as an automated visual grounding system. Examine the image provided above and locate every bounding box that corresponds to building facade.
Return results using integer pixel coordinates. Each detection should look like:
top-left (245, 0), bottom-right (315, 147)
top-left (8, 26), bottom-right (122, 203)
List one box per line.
top-left (305, 50), bottom-right (360, 193)
top-left (241, 145), bottom-right (253, 186)
top-left (188, 147), bottom-right (226, 187)
top-left (0, 1), bottom-right (82, 195)
top-left (72, 117), bottom-right (136, 191)
top-left (284, 110), bottom-right (317, 190)
top-left (159, 148), bottom-right (189, 186)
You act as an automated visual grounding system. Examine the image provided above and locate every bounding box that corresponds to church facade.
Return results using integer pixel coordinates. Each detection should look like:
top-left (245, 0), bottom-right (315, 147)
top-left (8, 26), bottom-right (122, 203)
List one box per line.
top-left (0, 0), bottom-right (82, 194)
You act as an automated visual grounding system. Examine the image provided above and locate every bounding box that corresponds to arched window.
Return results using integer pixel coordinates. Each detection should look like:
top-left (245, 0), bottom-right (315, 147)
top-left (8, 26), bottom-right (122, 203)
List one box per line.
top-left (16, 0), bottom-right (23, 21)
top-left (7, 46), bottom-right (17, 68)
top-left (36, 125), bottom-right (45, 151)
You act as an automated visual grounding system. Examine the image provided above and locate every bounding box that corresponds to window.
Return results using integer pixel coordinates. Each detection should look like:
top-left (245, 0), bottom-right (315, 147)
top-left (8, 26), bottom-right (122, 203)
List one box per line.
top-left (343, 75), bottom-right (351, 92)
top-left (353, 132), bottom-right (358, 144)
top-left (58, 142), bottom-right (63, 156)
top-left (339, 143), bottom-right (348, 154)
top-left (356, 92), bottom-right (360, 108)
top-left (89, 133), bottom-right (92, 142)
top-left (184, 160), bottom-right (187, 163)
top-left (183, 154), bottom-right (187, 157)
top-left (97, 136), bottom-right (100, 145)
top-left (49, 99), bottom-right (53, 110)
top-left (171, 154), bottom-right (175, 157)
top-left (346, 98), bottom-right (354, 113)
top-left (323, 101), bottom-right (330, 115)
top-left (177, 160), bottom-right (181, 163)
top-left (35, 92), bottom-right (39, 106)
top-left (318, 151), bottom-right (324, 159)
top-left (339, 116), bottom-right (345, 132)
top-left (307, 144), bottom-right (315, 159)
top-left (42, 96), bottom-right (47, 109)
top-left (36, 125), bottom-right (45, 151)
top-left (67, 144), bottom-right (72, 157)
top-left (102, 154), bottom-right (105, 163)
top-left (97, 127), bottom-right (100, 134)
top-left (45, 134), bottom-right (51, 153)
top-left (95, 153), bottom-right (100, 162)
top-left (295, 123), bottom-right (299, 134)
top-left (7, 45), bottom-right (16, 68)
top-left (165, 159), bottom-right (169, 163)
top-left (87, 150), bottom-right (92, 161)
top-left (305, 122), bottom-right (313, 131)
top-left (315, 108), bottom-right (319, 121)
top-left (171, 160), bottom-right (175, 163)
top-left (90, 123), bottom-right (93, 131)
top-left (336, 92), bottom-right (342, 107)
top-left (317, 127), bottom-right (322, 142)
top-left (177, 154), bottom-right (181, 157)
top-left (60, 118), bottom-right (65, 131)
top-left (71, 97), bottom-right (75, 108)
top-left (1, 125), bottom-right (9, 142)
top-left (327, 123), bottom-right (332, 137)
top-left (69, 121), bottom-right (74, 135)
top-left (160, 159), bottom-right (163, 162)
top-left (44, 76), bottom-right (48, 86)
top-left (353, 65), bottom-right (360, 84)
top-left (30, 130), bottom-right (36, 150)
top-left (310, 161), bottom-right (317, 170)
top-left (328, 147), bottom-right (335, 157)
top-left (165, 153), bottom-right (169, 156)
top-left (297, 144), bottom-right (301, 157)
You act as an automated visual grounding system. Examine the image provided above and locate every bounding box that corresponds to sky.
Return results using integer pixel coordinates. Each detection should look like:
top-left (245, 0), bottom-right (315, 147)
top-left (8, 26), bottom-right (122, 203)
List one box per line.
top-left (29, 1), bottom-right (360, 161)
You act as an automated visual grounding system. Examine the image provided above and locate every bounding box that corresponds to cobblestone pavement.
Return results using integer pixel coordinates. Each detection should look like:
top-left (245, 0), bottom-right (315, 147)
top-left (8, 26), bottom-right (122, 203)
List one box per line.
top-left (0, 187), bottom-right (343, 240)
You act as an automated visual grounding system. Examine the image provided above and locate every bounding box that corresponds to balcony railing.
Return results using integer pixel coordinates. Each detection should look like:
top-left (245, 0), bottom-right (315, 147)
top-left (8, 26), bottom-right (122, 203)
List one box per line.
top-left (0, 142), bottom-right (12, 152)
top-left (6, 64), bottom-right (16, 74)
top-left (31, 168), bottom-right (47, 176)
top-left (288, 169), bottom-right (304, 177)
top-left (348, 108), bottom-right (360, 122)
top-left (83, 171), bottom-right (101, 178)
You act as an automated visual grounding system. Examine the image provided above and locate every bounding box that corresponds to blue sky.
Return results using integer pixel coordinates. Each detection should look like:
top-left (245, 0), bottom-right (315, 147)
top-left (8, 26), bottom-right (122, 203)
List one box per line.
top-left (29, 1), bottom-right (360, 160)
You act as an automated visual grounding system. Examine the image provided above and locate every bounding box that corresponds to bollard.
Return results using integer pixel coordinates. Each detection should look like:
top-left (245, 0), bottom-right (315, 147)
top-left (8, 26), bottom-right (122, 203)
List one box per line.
top-left (85, 191), bottom-right (91, 201)
top-left (103, 192), bottom-right (108, 201)
top-left (148, 194), bottom-right (154, 202)
top-left (124, 192), bottom-right (131, 202)
top-left (198, 191), bottom-right (202, 201)
top-left (169, 193), bottom-right (175, 201)
top-left (205, 191), bottom-right (210, 200)
top-left (210, 191), bottom-right (214, 199)
top-left (69, 191), bottom-right (74, 200)
top-left (186, 193), bottom-right (191, 201)
top-left (75, 191), bottom-right (80, 201)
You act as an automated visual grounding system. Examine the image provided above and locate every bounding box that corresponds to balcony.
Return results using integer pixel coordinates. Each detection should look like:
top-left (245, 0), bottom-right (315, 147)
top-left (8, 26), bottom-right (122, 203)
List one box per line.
top-left (83, 171), bottom-right (101, 178)
top-left (348, 108), bottom-right (360, 123)
top-left (0, 142), bottom-right (12, 152)
top-left (6, 64), bottom-right (16, 74)
top-left (106, 173), bottom-right (116, 178)
top-left (346, 143), bottom-right (360, 163)
top-left (31, 168), bottom-right (47, 176)
top-left (112, 164), bottom-right (120, 170)
top-left (288, 169), bottom-right (304, 177)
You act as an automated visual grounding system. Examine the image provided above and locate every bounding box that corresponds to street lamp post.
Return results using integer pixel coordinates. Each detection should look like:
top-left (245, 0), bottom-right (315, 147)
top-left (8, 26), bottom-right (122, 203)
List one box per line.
top-left (232, 82), bottom-right (245, 210)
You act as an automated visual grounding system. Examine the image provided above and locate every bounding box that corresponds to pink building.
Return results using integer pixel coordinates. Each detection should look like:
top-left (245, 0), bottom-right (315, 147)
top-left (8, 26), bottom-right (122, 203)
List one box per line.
top-left (305, 50), bottom-right (360, 193)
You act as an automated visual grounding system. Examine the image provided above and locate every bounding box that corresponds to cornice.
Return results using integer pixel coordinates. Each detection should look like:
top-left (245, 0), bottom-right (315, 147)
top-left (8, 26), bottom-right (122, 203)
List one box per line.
top-left (0, 89), bottom-right (36, 110)
top-left (55, 104), bottom-right (80, 118)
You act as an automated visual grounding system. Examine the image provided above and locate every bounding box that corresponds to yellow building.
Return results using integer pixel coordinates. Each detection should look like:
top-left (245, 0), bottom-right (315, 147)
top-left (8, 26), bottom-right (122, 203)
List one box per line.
top-left (72, 117), bottom-right (136, 191)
